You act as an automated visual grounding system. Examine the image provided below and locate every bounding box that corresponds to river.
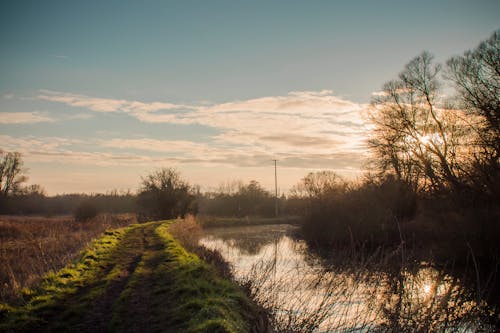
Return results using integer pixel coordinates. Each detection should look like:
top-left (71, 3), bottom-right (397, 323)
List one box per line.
top-left (199, 223), bottom-right (493, 332)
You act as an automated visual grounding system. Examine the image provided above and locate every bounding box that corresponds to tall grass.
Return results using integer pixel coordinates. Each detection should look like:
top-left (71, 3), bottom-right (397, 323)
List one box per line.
top-left (168, 216), bottom-right (235, 283)
top-left (0, 214), bottom-right (137, 303)
top-left (169, 216), bottom-right (273, 331)
top-left (239, 246), bottom-right (496, 332)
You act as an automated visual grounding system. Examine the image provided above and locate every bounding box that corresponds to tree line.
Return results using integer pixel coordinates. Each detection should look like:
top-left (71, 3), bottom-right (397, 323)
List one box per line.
top-left (0, 154), bottom-right (285, 220)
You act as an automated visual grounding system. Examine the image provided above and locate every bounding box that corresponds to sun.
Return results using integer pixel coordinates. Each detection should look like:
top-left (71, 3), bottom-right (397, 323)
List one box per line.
top-left (423, 283), bottom-right (432, 295)
top-left (418, 134), bottom-right (432, 146)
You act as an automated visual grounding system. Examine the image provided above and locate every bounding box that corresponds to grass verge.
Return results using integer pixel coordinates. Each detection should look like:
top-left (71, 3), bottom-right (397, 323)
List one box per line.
top-left (0, 221), bottom-right (257, 333)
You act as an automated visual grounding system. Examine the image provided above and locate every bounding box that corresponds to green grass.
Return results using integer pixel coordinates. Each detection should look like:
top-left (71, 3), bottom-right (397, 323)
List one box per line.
top-left (0, 221), bottom-right (257, 333)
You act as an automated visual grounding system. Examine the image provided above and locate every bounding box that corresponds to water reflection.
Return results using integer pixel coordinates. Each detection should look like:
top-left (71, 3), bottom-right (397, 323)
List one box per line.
top-left (200, 224), bottom-right (300, 256)
top-left (200, 224), bottom-right (492, 332)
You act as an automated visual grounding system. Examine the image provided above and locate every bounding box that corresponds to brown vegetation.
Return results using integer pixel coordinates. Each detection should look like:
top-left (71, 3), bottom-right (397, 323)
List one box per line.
top-left (168, 216), bottom-right (234, 281)
top-left (0, 214), bottom-right (137, 303)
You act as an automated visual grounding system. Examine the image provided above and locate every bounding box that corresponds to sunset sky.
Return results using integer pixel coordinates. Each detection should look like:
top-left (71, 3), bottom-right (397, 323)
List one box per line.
top-left (1, 1), bottom-right (498, 194)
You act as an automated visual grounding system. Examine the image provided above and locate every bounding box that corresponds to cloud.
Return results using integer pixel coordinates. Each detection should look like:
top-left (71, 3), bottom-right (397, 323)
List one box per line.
top-left (0, 135), bottom-right (81, 152)
top-left (37, 90), bottom-right (185, 113)
top-left (67, 113), bottom-right (94, 120)
top-left (371, 91), bottom-right (388, 97)
top-left (34, 90), bottom-right (371, 171)
top-left (1, 134), bottom-right (366, 172)
top-left (101, 138), bottom-right (210, 154)
top-left (0, 111), bottom-right (55, 124)
top-left (259, 133), bottom-right (340, 148)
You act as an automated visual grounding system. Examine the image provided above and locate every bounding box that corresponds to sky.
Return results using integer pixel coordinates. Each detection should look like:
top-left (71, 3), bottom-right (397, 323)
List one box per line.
top-left (0, 1), bottom-right (498, 195)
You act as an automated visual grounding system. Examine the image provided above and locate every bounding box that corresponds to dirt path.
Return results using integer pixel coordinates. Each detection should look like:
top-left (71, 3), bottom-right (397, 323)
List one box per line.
top-left (1, 221), bottom-right (256, 333)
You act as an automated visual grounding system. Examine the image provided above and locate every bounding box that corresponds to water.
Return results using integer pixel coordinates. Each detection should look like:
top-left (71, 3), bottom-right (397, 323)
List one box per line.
top-left (200, 224), bottom-right (492, 332)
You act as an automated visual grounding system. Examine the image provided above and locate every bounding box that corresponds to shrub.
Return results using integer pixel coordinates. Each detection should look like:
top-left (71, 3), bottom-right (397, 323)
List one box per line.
top-left (301, 176), bottom-right (417, 249)
top-left (74, 200), bottom-right (99, 222)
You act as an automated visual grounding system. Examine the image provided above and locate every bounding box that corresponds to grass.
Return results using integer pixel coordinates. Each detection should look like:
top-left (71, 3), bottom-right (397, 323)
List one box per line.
top-left (0, 220), bottom-right (258, 332)
top-left (0, 214), bottom-right (137, 303)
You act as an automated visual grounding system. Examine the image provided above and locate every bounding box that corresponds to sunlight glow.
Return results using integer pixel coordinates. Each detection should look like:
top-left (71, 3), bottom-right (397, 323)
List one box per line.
top-left (418, 134), bottom-right (432, 146)
top-left (423, 283), bottom-right (432, 295)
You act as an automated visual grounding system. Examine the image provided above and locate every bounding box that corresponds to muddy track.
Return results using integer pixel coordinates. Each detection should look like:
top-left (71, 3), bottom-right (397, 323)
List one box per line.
top-left (38, 224), bottom-right (167, 332)
top-left (78, 227), bottom-right (146, 332)
top-left (2, 221), bottom-right (256, 333)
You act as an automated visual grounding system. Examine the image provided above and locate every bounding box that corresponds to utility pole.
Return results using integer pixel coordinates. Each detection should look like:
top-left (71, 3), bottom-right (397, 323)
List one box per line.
top-left (274, 159), bottom-right (278, 217)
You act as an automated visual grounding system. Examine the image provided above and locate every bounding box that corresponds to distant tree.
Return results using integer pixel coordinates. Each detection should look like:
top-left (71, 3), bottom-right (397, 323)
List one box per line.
top-left (137, 168), bottom-right (196, 220)
top-left (290, 171), bottom-right (346, 198)
top-left (74, 200), bottom-right (99, 222)
top-left (19, 184), bottom-right (46, 196)
top-left (0, 150), bottom-right (27, 196)
top-left (197, 180), bottom-right (275, 217)
top-left (235, 180), bottom-right (273, 216)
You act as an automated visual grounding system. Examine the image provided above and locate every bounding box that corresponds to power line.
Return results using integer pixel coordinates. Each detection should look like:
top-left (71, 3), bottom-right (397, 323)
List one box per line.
top-left (273, 159), bottom-right (278, 217)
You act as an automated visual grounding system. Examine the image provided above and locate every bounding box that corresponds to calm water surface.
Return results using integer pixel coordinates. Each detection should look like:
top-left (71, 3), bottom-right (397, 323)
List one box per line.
top-left (200, 224), bottom-right (491, 332)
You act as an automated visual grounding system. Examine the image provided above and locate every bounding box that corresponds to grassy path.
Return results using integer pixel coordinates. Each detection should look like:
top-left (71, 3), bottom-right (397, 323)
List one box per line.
top-left (0, 221), bottom-right (256, 333)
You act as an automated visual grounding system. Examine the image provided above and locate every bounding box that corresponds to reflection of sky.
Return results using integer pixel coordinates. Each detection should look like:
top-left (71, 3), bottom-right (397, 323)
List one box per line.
top-left (200, 225), bottom-right (377, 331)
top-left (200, 224), bottom-right (490, 332)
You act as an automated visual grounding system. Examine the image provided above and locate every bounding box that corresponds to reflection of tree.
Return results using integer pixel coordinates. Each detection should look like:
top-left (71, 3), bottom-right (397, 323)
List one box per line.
top-left (202, 225), bottom-right (296, 255)
top-left (373, 266), bottom-right (488, 332)
top-left (203, 225), bottom-right (492, 331)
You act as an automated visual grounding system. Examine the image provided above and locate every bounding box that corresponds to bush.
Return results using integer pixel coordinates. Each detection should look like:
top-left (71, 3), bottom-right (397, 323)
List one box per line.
top-left (74, 201), bottom-right (99, 222)
top-left (301, 176), bottom-right (417, 249)
top-left (136, 168), bottom-right (196, 221)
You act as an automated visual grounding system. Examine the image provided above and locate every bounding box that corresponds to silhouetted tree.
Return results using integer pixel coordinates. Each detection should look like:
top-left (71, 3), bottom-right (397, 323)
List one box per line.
top-left (0, 150), bottom-right (27, 196)
top-left (290, 171), bottom-right (346, 198)
top-left (137, 168), bottom-right (196, 220)
top-left (446, 30), bottom-right (500, 198)
top-left (198, 180), bottom-right (275, 217)
top-left (369, 52), bottom-right (468, 192)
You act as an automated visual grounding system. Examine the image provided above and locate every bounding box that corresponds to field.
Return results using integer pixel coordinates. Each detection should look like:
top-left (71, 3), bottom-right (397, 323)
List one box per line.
top-left (0, 214), bottom-right (137, 303)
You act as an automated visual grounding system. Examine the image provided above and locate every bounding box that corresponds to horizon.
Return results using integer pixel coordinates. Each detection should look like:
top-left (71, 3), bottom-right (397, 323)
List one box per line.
top-left (1, 1), bottom-right (499, 195)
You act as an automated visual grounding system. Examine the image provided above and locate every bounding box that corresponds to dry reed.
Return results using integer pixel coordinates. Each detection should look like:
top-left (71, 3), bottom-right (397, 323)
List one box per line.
top-left (0, 213), bottom-right (137, 303)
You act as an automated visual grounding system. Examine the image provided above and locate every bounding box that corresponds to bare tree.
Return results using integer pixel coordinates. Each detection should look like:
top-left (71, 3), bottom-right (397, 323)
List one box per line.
top-left (137, 167), bottom-right (196, 220)
top-left (0, 150), bottom-right (27, 196)
top-left (446, 30), bottom-right (500, 197)
top-left (290, 171), bottom-right (346, 198)
top-left (369, 52), bottom-right (468, 192)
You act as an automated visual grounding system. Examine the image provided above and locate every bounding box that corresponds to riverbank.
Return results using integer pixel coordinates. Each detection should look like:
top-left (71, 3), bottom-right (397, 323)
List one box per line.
top-left (197, 215), bottom-right (303, 228)
top-left (200, 222), bottom-right (498, 332)
top-left (0, 221), bottom-right (259, 332)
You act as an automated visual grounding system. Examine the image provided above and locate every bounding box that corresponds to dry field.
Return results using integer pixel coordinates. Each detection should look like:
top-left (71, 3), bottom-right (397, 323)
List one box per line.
top-left (0, 214), bottom-right (137, 303)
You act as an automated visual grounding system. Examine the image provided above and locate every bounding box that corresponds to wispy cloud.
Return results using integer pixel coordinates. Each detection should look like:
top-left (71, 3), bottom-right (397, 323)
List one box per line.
top-left (52, 54), bottom-right (69, 59)
top-left (37, 90), bottom-right (184, 113)
top-left (33, 90), bottom-right (370, 171)
top-left (101, 138), bottom-right (210, 154)
top-left (66, 113), bottom-right (94, 120)
top-left (0, 111), bottom-right (55, 124)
